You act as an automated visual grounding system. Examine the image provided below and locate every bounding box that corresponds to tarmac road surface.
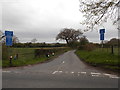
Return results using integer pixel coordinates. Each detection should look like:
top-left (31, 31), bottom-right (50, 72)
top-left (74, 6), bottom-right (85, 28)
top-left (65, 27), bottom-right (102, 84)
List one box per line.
top-left (2, 50), bottom-right (119, 88)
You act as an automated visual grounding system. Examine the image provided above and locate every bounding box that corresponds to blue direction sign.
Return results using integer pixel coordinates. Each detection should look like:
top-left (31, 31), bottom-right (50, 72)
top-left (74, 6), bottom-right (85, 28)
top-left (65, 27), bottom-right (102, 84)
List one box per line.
top-left (100, 34), bottom-right (104, 40)
top-left (5, 31), bottom-right (13, 37)
top-left (99, 29), bottom-right (105, 40)
top-left (5, 31), bottom-right (13, 46)
top-left (6, 37), bottom-right (13, 46)
top-left (99, 29), bottom-right (105, 34)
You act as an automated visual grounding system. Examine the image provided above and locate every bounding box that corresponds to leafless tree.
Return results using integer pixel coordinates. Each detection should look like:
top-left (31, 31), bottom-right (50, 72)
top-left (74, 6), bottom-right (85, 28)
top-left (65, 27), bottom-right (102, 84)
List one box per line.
top-left (12, 36), bottom-right (19, 43)
top-left (31, 38), bottom-right (37, 43)
top-left (0, 31), bottom-right (5, 43)
top-left (79, 0), bottom-right (120, 31)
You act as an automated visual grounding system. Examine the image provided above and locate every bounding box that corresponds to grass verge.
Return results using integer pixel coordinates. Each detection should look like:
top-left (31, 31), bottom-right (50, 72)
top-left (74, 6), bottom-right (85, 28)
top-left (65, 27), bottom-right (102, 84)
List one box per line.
top-left (2, 47), bottom-right (71, 68)
top-left (75, 48), bottom-right (120, 73)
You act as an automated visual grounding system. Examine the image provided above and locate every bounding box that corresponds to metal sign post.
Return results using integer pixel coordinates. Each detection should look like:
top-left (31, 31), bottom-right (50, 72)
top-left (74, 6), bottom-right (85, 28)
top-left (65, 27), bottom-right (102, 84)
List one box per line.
top-left (99, 29), bottom-right (105, 48)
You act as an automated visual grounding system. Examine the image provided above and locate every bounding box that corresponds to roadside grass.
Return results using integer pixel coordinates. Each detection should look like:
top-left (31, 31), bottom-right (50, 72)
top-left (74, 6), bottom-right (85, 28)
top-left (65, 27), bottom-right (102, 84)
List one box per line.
top-left (2, 47), bottom-right (71, 68)
top-left (75, 48), bottom-right (120, 72)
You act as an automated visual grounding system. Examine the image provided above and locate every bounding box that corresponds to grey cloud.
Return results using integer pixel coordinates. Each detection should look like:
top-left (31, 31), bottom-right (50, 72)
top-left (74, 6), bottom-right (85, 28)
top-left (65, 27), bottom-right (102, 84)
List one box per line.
top-left (1, 0), bottom-right (118, 43)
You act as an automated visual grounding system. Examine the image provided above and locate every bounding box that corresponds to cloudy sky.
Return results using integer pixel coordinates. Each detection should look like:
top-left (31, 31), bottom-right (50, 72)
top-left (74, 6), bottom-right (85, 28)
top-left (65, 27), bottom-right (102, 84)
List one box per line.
top-left (0, 0), bottom-right (118, 43)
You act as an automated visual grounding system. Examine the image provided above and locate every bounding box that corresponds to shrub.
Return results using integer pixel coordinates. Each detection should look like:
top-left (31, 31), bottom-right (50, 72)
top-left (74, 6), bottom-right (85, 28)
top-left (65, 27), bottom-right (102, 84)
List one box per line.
top-left (78, 45), bottom-right (85, 50)
top-left (34, 48), bottom-right (62, 58)
top-left (2, 44), bottom-right (8, 60)
top-left (84, 43), bottom-right (96, 51)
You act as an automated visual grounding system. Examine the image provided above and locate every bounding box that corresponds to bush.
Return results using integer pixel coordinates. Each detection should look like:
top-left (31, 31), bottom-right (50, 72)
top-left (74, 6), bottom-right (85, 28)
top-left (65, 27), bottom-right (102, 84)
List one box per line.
top-left (84, 43), bottom-right (96, 51)
top-left (68, 42), bottom-right (79, 49)
top-left (78, 43), bottom-right (96, 51)
top-left (2, 44), bottom-right (8, 60)
top-left (34, 48), bottom-right (64, 58)
top-left (78, 45), bottom-right (85, 50)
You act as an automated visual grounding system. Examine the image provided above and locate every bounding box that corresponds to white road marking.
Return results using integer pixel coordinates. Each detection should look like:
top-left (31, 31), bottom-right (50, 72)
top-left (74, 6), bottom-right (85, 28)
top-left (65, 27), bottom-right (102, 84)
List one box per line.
top-left (103, 73), bottom-right (111, 76)
top-left (101, 73), bottom-right (119, 79)
top-left (52, 71), bottom-right (58, 74)
top-left (62, 61), bottom-right (65, 63)
top-left (91, 72), bottom-right (101, 75)
top-left (91, 74), bottom-right (100, 77)
top-left (58, 71), bottom-right (63, 73)
top-left (71, 72), bottom-right (74, 74)
top-left (110, 76), bottom-right (119, 79)
top-left (2, 71), bottom-right (11, 73)
top-left (90, 72), bottom-right (102, 77)
top-left (52, 71), bottom-right (63, 74)
top-left (108, 75), bottom-right (119, 79)
top-left (81, 72), bottom-right (87, 74)
top-left (52, 71), bottom-right (119, 79)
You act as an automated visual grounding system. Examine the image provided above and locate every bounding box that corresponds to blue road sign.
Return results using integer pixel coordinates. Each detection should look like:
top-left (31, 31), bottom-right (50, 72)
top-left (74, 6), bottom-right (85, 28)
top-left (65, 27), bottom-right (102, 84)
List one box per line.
top-left (100, 34), bottom-right (104, 40)
top-left (5, 31), bottom-right (13, 37)
top-left (99, 29), bottom-right (105, 40)
top-left (99, 29), bottom-right (105, 34)
top-left (5, 31), bottom-right (13, 46)
top-left (6, 36), bottom-right (13, 46)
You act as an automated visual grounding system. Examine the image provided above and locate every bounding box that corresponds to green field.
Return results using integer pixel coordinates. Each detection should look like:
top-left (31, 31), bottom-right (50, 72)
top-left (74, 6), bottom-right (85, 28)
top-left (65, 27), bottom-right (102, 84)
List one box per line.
top-left (75, 48), bottom-right (120, 72)
top-left (2, 47), bottom-right (70, 68)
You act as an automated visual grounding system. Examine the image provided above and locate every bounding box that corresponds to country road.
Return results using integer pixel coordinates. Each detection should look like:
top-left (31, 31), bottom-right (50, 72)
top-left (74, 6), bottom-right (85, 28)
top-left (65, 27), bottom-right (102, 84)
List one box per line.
top-left (2, 50), bottom-right (119, 88)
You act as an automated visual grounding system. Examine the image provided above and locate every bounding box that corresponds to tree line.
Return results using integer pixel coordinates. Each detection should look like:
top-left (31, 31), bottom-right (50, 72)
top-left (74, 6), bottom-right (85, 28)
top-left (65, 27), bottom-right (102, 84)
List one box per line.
top-left (56, 28), bottom-right (119, 50)
top-left (12, 42), bottom-right (67, 48)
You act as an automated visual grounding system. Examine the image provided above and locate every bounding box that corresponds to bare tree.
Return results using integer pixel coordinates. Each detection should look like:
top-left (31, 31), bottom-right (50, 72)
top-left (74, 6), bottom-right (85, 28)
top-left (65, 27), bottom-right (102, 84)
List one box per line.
top-left (79, 36), bottom-right (89, 45)
top-left (13, 36), bottom-right (19, 43)
top-left (0, 31), bottom-right (2, 40)
top-left (56, 28), bottom-right (83, 44)
top-left (0, 31), bottom-right (5, 40)
top-left (31, 38), bottom-right (37, 43)
top-left (0, 31), bottom-right (5, 43)
top-left (79, 0), bottom-right (120, 31)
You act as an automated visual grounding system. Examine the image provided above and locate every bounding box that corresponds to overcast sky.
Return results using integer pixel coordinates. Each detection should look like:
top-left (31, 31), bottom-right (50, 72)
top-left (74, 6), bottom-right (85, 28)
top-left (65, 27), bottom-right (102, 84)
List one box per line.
top-left (0, 0), bottom-right (118, 43)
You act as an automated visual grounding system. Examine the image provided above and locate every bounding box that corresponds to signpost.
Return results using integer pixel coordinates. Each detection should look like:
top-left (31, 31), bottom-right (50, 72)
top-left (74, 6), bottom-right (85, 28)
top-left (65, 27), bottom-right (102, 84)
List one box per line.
top-left (5, 31), bottom-right (13, 66)
top-left (99, 29), bottom-right (105, 48)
